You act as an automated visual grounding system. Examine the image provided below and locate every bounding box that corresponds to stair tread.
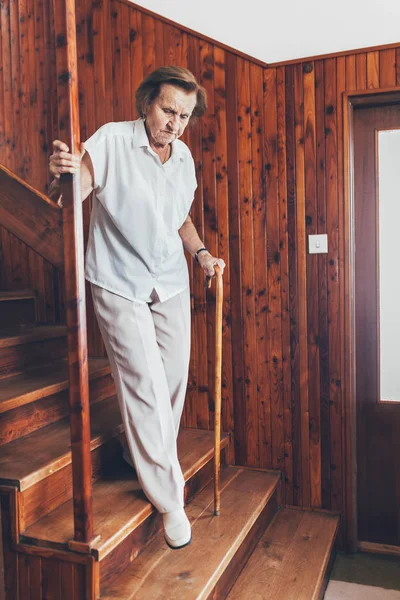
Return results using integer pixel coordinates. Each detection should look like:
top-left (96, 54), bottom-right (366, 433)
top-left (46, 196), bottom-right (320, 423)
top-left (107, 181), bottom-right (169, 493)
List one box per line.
top-left (22, 428), bottom-right (230, 560)
top-left (0, 394), bottom-right (122, 489)
top-left (0, 324), bottom-right (67, 349)
top-left (0, 358), bottom-right (111, 414)
top-left (0, 357), bottom-right (110, 413)
top-left (0, 289), bottom-right (37, 301)
top-left (227, 507), bottom-right (339, 600)
top-left (101, 466), bottom-right (280, 600)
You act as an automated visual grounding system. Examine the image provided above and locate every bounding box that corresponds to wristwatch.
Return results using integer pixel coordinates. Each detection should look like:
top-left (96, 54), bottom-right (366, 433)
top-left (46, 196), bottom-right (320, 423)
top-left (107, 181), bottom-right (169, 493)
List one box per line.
top-left (194, 247), bottom-right (209, 263)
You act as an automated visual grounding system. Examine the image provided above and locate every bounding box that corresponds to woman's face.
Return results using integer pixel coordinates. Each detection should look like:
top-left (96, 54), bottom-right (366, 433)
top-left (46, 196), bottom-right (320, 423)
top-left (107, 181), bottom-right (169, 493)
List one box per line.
top-left (144, 84), bottom-right (197, 148)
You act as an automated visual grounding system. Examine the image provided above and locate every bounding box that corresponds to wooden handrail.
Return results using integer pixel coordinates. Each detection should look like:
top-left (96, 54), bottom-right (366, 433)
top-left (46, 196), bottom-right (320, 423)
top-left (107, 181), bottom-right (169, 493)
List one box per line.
top-left (52, 0), bottom-right (97, 550)
top-left (0, 164), bottom-right (64, 270)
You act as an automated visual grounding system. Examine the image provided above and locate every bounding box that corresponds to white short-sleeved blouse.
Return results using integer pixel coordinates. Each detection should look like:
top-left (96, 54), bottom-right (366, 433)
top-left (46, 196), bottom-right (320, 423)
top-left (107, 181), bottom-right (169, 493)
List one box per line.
top-left (84, 118), bottom-right (197, 303)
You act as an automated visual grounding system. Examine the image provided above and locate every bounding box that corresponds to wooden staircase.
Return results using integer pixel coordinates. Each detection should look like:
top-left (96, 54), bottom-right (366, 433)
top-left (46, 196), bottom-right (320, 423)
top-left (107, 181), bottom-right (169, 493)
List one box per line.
top-left (0, 289), bottom-right (279, 599)
top-left (0, 290), bottom-right (340, 599)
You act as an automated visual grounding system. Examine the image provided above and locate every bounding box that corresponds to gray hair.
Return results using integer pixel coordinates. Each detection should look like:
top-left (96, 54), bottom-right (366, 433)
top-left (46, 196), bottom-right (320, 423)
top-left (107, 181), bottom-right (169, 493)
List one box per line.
top-left (135, 66), bottom-right (207, 119)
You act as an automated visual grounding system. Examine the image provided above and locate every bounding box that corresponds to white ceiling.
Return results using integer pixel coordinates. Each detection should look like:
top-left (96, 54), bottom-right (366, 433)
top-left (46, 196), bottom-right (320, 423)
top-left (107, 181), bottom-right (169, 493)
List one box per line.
top-left (131, 0), bottom-right (400, 64)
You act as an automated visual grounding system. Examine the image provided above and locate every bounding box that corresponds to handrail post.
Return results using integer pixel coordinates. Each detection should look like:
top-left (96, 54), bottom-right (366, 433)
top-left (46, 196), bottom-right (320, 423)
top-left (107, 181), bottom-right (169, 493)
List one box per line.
top-left (52, 0), bottom-right (97, 550)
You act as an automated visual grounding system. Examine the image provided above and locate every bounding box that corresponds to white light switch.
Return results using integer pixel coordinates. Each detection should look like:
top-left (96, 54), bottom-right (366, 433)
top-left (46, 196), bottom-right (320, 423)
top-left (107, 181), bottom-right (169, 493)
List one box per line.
top-left (308, 234), bottom-right (328, 254)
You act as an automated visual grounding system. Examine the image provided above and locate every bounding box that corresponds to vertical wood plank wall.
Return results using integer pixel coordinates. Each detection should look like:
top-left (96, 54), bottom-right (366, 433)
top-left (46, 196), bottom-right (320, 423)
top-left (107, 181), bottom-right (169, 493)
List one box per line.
top-left (0, 0), bottom-right (399, 518)
top-left (0, 0), bottom-right (62, 323)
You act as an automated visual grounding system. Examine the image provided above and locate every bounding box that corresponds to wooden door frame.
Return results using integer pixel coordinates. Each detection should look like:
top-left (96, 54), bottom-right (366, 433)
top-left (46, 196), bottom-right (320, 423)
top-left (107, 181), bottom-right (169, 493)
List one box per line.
top-left (343, 86), bottom-right (400, 552)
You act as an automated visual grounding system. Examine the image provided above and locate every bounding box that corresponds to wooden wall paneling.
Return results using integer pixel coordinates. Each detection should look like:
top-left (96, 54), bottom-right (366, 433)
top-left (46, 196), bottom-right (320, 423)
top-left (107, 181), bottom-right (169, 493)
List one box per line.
top-left (110, 0), bottom-right (124, 122)
top-left (1, 489), bottom-right (19, 598)
top-left (60, 561), bottom-right (74, 600)
top-left (30, 555), bottom-right (42, 599)
top-left (214, 46), bottom-right (234, 455)
top-left (0, 1), bottom-right (14, 170)
top-left (276, 65), bottom-right (293, 503)
top-left (314, 59), bottom-right (330, 510)
top-left (129, 8), bottom-right (143, 117)
top-left (43, 258), bottom-right (56, 323)
top-left (264, 66), bottom-right (285, 472)
top-left (294, 63), bottom-right (310, 506)
top-left (18, 554), bottom-right (30, 599)
top-left (141, 14), bottom-right (156, 77)
top-left (181, 35), bottom-right (199, 428)
top-left (33, 0), bottom-right (49, 192)
top-left (303, 61), bottom-right (321, 508)
top-left (162, 23), bottom-right (188, 69)
top-left (396, 48), bottom-right (400, 85)
top-left (324, 57), bottom-right (342, 513)
top-left (336, 56), bottom-right (346, 532)
top-left (284, 64), bottom-right (302, 505)
top-left (356, 53), bottom-right (367, 90)
top-left (48, 0), bottom-right (59, 157)
top-left (251, 63), bottom-right (271, 470)
top-left (17, 0), bottom-right (32, 183)
top-left (26, 0), bottom-right (40, 189)
top-left (345, 55), bottom-right (356, 91)
top-left (120, 2), bottom-right (132, 120)
top-left (0, 2), bottom-right (6, 159)
top-left (185, 34), bottom-right (203, 429)
top-left (42, 0), bottom-right (57, 193)
top-left (163, 23), bottom-right (179, 66)
top-left (41, 557), bottom-right (61, 599)
top-left (226, 53), bottom-right (246, 464)
top-left (336, 56), bottom-right (346, 535)
top-left (366, 51), bottom-right (379, 88)
top-left (10, 235), bottom-right (27, 289)
top-left (192, 38), bottom-right (210, 430)
top-left (27, 251), bottom-right (44, 322)
top-left (8, 0), bottom-right (20, 176)
top-left (92, 0), bottom-right (113, 128)
top-left (199, 41), bottom-right (217, 431)
top-left (61, 561), bottom-right (87, 600)
top-left (238, 57), bottom-right (258, 467)
top-left (0, 229), bottom-right (12, 290)
top-left (154, 18), bottom-right (163, 67)
top-left (379, 49), bottom-right (396, 88)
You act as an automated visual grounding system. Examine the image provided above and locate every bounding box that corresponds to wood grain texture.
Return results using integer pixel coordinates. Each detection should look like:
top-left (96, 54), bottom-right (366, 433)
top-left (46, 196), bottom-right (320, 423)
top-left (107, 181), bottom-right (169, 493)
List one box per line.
top-left (227, 508), bottom-right (339, 600)
top-left (101, 467), bottom-right (280, 600)
top-left (0, 165), bottom-right (63, 270)
top-left (0, 363), bottom-right (113, 447)
top-left (21, 429), bottom-right (229, 555)
top-left (53, 0), bottom-right (94, 546)
top-left (1, 0), bottom-right (400, 547)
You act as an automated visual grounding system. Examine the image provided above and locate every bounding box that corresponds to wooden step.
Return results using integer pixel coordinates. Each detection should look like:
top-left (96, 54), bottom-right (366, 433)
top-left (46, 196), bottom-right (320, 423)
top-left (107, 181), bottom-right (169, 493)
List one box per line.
top-left (100, 466), bottom-right (280, 599)
top-left (0, 289), bottom-right (37, 301)
top-left (0, 325), bottom-right (67, 380)
top-left (0, 359), bottom-right (113, 436)
top-left (227, 507), bottom-right (340, 600)
top-left (20, 429), bottom-right (230, 589)
top-left (0, 395), bottom-right (123, 528)
top-left (0, 289), bottom-right (37, 328)
top-left (0, 358), bottom-right (114, 445)
top-left (0, 394), bottom-right (122, 487)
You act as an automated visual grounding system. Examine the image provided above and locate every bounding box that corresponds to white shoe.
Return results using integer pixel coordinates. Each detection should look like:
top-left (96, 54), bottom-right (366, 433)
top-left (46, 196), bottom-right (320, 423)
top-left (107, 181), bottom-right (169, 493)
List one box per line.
top-left (163, 508), bottom-right (192, 549)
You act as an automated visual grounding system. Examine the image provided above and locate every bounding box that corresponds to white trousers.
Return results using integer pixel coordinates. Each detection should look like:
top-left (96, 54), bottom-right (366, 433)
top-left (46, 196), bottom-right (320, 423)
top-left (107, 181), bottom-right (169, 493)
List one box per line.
top-left (91, 284), bottom-right (191, 513)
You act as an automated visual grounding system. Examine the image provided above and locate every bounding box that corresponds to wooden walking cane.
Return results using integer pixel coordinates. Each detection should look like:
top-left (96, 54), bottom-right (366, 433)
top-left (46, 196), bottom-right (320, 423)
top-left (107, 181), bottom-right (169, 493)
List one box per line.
top-left (207, 265), bottom-right (223, 516)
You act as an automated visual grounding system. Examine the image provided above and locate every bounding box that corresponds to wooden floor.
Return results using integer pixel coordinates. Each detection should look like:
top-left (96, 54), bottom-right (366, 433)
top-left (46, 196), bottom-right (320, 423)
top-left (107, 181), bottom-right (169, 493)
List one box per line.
top-left (227, 507), bottom-right (339, 600)
top-left (101, 466), bottom-right (280, 599)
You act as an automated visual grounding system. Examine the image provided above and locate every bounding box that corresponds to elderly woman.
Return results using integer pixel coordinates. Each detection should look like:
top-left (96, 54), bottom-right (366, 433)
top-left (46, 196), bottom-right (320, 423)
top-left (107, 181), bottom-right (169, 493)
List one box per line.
top-left (49, 66), bottom-right (225, 550)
